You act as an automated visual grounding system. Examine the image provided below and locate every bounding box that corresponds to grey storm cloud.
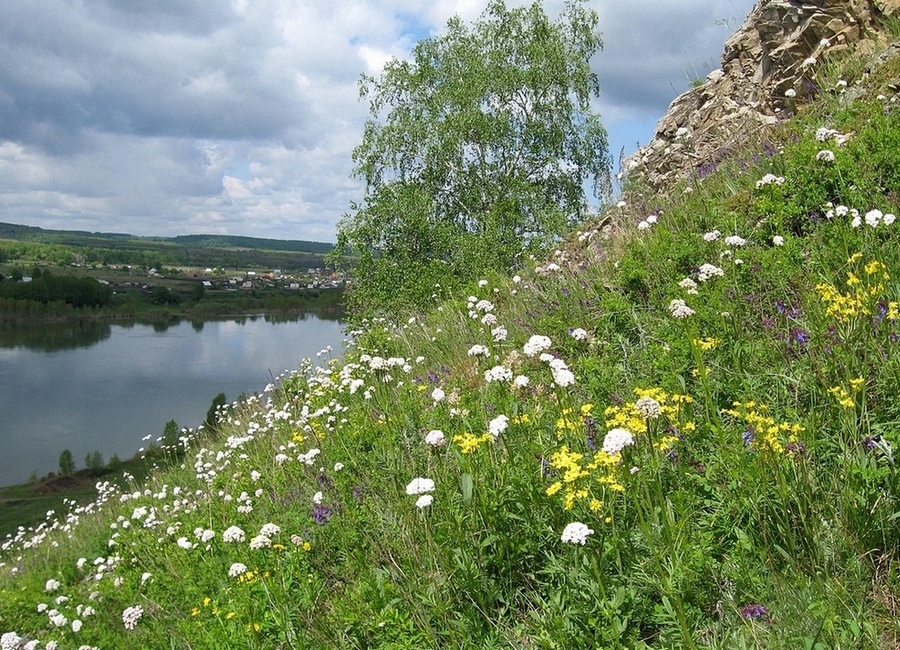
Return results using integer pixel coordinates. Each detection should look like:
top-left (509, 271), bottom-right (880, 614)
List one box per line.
top-left (0, 0), bottom-right (758, 240)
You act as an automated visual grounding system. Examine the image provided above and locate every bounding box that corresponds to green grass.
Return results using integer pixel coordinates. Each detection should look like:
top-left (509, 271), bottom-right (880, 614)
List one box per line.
top-left (4, 40), bottom-right (900, 650)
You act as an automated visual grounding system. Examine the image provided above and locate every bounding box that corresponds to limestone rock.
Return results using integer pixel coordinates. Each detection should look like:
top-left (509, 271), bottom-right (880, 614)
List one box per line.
top-left (623, 0), bottom-right (900, 193)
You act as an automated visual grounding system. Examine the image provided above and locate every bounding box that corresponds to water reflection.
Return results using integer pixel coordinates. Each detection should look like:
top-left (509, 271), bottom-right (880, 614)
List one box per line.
top-left (0, 315), bottom-right (346, 486)
top-left (0, 321), bottom-right (112, 352)
top-left (0, 310), bottom-right (345, 352)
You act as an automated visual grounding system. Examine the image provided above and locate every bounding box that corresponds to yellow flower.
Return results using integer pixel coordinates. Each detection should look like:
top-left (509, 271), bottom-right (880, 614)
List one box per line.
top-left (225, 612), bottom-right (236, 620)
top-left (453, 432), bottom-right (493, 454)
top-left (693, 336), bottom-right (721, 351)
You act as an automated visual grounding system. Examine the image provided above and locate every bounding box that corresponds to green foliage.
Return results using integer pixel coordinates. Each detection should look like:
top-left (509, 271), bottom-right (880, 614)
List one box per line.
top-left (9, 22), bottom-right (900, 650)
top-left (334, 0), bottom-right (610, 315)
top-left (204, 392), bottom-right (228, 434)
top-left (84, 450), bottom-right (105, 472)
top-left (57, 449), bottom-right (75, 475)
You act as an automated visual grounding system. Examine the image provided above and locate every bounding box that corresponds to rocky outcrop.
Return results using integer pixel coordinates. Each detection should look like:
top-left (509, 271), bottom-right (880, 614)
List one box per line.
top-left (623, 0), bottom-right (900, 192)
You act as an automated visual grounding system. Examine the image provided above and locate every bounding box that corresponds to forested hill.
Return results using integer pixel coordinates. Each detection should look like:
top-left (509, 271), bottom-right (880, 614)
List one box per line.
top-left (0, 222), bottom-right (333, 254)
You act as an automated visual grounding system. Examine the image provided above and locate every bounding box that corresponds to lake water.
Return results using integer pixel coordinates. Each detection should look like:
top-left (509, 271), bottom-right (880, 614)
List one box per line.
top-left (0, 314), bottom-right (345, 487)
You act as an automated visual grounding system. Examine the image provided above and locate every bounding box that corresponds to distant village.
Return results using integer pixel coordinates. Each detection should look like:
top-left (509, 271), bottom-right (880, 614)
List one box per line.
top-left (142, 266), bottom-right (348, 292)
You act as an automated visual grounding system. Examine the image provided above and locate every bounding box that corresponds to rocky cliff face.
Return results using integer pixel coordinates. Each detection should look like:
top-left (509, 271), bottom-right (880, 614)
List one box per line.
top-left (622, 0), bottom-right (900, 192)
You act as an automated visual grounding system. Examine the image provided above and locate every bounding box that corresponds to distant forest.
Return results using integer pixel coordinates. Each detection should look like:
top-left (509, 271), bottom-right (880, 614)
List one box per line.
top-left (0, 222), bottom-right (337, 272)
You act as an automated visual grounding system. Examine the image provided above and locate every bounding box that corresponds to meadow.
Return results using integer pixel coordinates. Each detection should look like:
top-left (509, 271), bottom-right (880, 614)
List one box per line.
top-left (3, 41), bottom-right (900, 649)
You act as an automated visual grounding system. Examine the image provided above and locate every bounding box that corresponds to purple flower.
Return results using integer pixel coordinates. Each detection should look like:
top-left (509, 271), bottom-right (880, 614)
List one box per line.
top-left (584, 416), bottom-right (597, 451)
top-left (740, 604), bottom-right (769, 620)
top-left (311, 503), bottom-right (333, 525)
top-left (742, 427), bottom-right (755, 446)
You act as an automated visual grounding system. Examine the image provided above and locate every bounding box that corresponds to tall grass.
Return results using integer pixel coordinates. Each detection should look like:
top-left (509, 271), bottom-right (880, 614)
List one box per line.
top-left (3, 41), bottom-right (900, 650)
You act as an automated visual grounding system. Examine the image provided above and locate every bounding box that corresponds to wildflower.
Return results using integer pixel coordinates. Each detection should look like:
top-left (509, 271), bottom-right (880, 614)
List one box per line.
top-left (569, 327), bottom-right (588, 340)
top-left (865, 209), bottom-right (883, 227)
top-left (635, 396), bottom-right (661, 419)
top-left (560, 522), bottom-right (594, 545)
top-left (453, 432), bottom-right (493, 453)
top-left (415, 494), bottom-right (433, 508)
top-left (405, 477), bottom-right (435, 495)
top-left (259, 523), bottom-right (280, 537)
top-left (45, 578), bottom-right (61, 592)
top-left (549, 358), bottom-right (575, 387)
top-left (491, 326), bottom-right (507, 341)
top-left (122, 605), bottom-right (144, 630)
top-left (176, 537), bottom-right (194, 550)
top-left (802, 56), bottom-right (817, 67)
top-left (885, 213), bottom-right (897, 225)
top-left (249, 535), bottom-right (271, 550)
top-left (816, 149), bottom-right (835, 162)
top-left (431, 387), bottom-right (445, 402)
top-left (724, 235), bottom-right (747, 247)
top-left (1, 634), bottom-right (22, 650)
top-left (678, 277), bottom-right (698, 293)
top-left (772, 235), bottom-right (784, 246)
top-left (425, 430), bottom-right (446, 446)
top-left (489, 414), bottom-right (509, 437)
top-left (637, 220), bottom-right (651, 230)
top-left (602, 428), bottom-right (635, 455)
top-left (228, 562), bottom-right (248, 578)
top-left (467, 344), bottom-right (489, 357)
top-left (785, 88), bottom-right (796, 98)
top-left (697, 263), bottom-right (724, 281)
top-left (513, 375), bottom-right (530, 388)
top-left (740, 604), bottom-right (769, 620)
top-left (484, 365), bottom-right (513, 383)
top-left (703, 230), bottom-right (721, 241)
top-left (755, 173), bottom-right (785, 188)
top-left (669, 299), bottom-right (696, 318)
top-left (523, 335), bottom-right (552, 357)
top-left (311, 503), bottom-right (332, 524)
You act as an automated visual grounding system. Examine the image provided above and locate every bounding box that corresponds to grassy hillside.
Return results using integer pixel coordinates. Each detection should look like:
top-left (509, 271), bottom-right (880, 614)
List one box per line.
top-left (4, 40), bottom-right (900, 650)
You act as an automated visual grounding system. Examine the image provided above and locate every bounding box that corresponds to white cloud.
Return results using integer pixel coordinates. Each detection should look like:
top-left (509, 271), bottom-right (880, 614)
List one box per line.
top-left (0, 0), bottom-right (757, 241)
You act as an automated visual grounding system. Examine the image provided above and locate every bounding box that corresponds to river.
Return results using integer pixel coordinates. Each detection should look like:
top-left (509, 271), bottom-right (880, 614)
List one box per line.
top-left (0, 314), bottom-right (345, 487)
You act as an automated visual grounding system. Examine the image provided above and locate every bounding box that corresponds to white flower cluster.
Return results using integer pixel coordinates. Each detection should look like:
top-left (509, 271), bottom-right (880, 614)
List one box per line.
top-left (122, 605), bottom-right (143, 630)
top-left (724, 235), bottom-right (747, 247)
top-left (669, 299), bottom-right (695, 319)
top-left (703, 229), bottom-right (721, 242)
top-left (405, 477), bottom-right (435, 509)
top-left (467, 344), bottom-right (489, 357)
top-left (853, 209), bottom-right (896, 228)
top-left (425, 430), bottom-right (446, 446)
top-left (523, 335), bottom-right (552, 357)
top-left (405, 478), bottom-right (435, 495)
top-left (549, 358), bottom-right (575, 387)
top-left (484, 365), bottom-right (513, 383)
top-left (569, 328), bottom-right (588, 341)
top-left (489, 414), bottom-right (509, 438)
top-left (697, 264), bottom-right (724, 282)
top-left (635, 397), bottom-right (661, 419)
top-left (228, 562), bottom-right (248, 578)
top-left (755, 173), bottom-right (785, 189)
top-left (637, 214), bottom-right (658, 230)
top-left (816, 149), bottom-right (835, 162)
top-left (560, 521), bottom-right (594, 545)
top-left (815, 127), bottom-right (850, 146)
top-left (678, 277), bottom-right (698, 294)
top-left (602, 428), bottom-right (635, 455)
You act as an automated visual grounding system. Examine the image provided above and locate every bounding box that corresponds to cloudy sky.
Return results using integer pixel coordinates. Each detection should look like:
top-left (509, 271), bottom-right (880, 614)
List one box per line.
top-left (0, 0), bottom-right (756, 242)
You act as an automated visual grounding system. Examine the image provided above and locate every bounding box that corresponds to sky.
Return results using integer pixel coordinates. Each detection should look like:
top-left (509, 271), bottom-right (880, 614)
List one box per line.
top-left (0, 0), bottom-right (757, 242)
